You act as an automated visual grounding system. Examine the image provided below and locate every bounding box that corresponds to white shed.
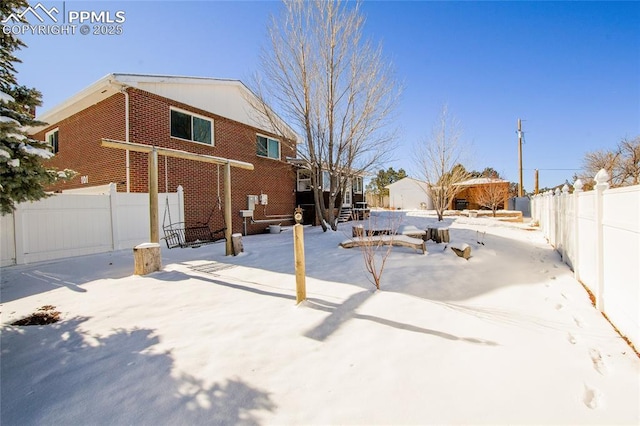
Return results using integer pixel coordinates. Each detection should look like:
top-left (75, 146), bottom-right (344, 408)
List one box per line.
top-left (386, 177), bottom-right (433, 210)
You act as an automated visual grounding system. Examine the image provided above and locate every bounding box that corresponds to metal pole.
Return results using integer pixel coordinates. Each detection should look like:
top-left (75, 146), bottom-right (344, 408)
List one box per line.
top-left (518, 119), bottom-right (523, 197)
top-left (149, 148), bottom-right (159, 243)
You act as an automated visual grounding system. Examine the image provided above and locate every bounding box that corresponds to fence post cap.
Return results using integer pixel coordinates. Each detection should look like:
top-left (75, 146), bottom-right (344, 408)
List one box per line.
top-left (574, 179), bottom-right (584, 191)
top-left (554, 188), bottom-right (561, 196)
top-left (562, 184), bottom-right (570, 194)
top-left (594, 169), bottom-right (610, 185)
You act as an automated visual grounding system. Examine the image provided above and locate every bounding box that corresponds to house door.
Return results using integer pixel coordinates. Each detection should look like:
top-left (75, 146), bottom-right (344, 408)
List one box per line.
top-left (343, 180), bottom-right (352, 206)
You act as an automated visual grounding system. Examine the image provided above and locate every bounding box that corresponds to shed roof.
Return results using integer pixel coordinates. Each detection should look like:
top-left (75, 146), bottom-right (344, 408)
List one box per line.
top-left (454, 177), bottom-right (508, 186)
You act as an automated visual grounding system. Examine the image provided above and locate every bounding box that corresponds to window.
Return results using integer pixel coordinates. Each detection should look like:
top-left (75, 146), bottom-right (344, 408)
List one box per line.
top-left (297, 169), bottom-right (312, 191)
top-left (46, 128), bottom-right (59, 154)
top-left (354, 176), bottom-right (363, 194)
top-left (170, 108), bottom-right (213, 145)
top-left (256, 135), bottom-right (280, 160)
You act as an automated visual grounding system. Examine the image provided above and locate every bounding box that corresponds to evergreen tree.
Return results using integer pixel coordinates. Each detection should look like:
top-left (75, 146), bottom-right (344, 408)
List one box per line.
top-left (365, 167), bottom-right (407, 205)
top-left (0, 1), bottom-right (73, 214)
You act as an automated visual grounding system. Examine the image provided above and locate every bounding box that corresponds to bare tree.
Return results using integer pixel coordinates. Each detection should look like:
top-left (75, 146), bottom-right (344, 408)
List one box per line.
top-left (578, 136), bottom-right (639, 188)
top-left (251, 0), bottom-right (399, 231)
top-left (352, 213), bottom-right (400, 290)
top-left (415, 105), bottom-right (470, 221)
top-left (619, 136), bottom-right (640, 185)
top-left (474, 179), bottom-right (510, 217)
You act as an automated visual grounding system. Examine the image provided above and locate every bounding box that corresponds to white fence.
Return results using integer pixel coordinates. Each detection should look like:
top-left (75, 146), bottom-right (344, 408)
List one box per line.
top-left (0, 183), bottom-right (183, 266)
top-left (531, 170), bottom-right (639, 348)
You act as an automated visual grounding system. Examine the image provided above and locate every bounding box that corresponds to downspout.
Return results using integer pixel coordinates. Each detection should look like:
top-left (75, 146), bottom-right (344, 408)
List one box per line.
top-left (120, 87), bottom-right (131, 192)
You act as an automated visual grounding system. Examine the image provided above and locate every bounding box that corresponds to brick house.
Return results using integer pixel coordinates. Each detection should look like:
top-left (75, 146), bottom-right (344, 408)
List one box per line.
top-left (28, 73), bottom-right (298, 236)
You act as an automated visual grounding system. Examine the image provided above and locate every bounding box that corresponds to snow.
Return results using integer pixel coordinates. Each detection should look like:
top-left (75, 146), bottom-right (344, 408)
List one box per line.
top-left (19, 141), bottom-right (54, 159)
top-left (1, 211), bottom-right (638, 425)
top-left (0, 115), bottom-right (20, 125)
top-left (0, 90), bottom-right (15, 103)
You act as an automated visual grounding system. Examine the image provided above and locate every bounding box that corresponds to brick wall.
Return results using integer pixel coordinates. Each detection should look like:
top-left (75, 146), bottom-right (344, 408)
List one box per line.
top-left (32, 87), bottom-right (297, 235)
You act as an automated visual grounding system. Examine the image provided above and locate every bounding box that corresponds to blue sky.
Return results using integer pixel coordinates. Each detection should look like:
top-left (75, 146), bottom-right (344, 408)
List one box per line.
top-left (13, 0), bottom-right (640, 191)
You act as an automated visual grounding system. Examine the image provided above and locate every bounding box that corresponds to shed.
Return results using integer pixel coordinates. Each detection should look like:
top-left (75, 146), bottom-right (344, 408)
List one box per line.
top-left (386, 177), bottom-right (433, 210)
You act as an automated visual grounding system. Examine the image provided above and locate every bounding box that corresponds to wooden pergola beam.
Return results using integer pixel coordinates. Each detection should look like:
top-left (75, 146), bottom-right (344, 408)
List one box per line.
top-left (102, 139), bottom-right (254, 170)
top-left (101, 138), bottom-right (254, 255)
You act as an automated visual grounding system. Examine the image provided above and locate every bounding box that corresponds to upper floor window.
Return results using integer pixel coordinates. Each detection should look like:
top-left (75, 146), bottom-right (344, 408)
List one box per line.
top-left (46, 128), bottom-right (59, 154)
top-left (257, 134), bottom-right (280, 160)
top-left (170, 108), bottom-right (213, 145)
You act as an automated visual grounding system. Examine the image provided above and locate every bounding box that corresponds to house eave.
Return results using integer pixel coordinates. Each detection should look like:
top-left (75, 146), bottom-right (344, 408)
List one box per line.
top-left (27, 73), bottom-right (299, 141)
top-left (28, 73), bottom-right (122, 134)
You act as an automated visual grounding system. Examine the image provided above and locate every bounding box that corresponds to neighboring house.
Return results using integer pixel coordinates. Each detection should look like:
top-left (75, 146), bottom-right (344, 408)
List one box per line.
top-left (451, 177), bottom-right (510, 210)
top-left (28, 73), bottom-right (298, 237)
top-left (386, 177), bottom-right (433, 210)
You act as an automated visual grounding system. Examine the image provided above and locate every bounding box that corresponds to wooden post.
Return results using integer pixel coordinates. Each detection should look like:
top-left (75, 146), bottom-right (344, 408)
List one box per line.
top-left (534, 169), bottom-right (539, 195)
top-left (293, 224), bottom-right (306, 304)
top-left (231, 233), bottom-right (243, 255)
top-left (224, 162), bottom-right (233, 256)
top-left (133, 242), bottom-right (162, 275)
top-left (149, 148), bottom-right (159, 243)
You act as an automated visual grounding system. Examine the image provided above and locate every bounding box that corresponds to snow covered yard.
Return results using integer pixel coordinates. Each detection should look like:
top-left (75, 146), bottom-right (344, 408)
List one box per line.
top-left (1, 211), bottom-right (638, 425)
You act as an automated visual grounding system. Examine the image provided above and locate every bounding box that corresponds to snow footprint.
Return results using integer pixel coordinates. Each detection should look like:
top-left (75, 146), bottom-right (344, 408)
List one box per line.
top-left (588, 348), bottom-right (608, 375)
top-left (567, 332), bottom-right (577, 344)
top-left (583, 385), bottom-right (602, 409)
top-left (573, 315), bottom-right (585, 328)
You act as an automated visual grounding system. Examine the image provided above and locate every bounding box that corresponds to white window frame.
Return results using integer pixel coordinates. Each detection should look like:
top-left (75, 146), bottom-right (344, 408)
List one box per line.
top-left (256, 133), bottom-right (281, 160)
top-left (170, 107), bottom-right (214, 146)
top-left (45, 128), bottom-right (59, 154)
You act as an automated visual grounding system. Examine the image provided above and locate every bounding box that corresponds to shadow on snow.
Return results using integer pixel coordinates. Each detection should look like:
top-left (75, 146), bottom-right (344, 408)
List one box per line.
top-left (0, 317), bottom-right (276, 425)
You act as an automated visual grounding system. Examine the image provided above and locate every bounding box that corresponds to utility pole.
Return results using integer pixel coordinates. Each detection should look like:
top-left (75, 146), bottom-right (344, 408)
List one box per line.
top-left (517, 119), bottom-right (523, 197)
top-left (534, 169), bottom-right (539, 195)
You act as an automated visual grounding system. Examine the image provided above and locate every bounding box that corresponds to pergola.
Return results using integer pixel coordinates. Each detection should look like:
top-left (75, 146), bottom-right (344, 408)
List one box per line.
top-left (101, 139), bottom-right (254, 255)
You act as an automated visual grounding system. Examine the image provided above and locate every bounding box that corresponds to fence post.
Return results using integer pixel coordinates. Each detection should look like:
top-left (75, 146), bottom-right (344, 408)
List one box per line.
top-left (594, 169), bottom-right (609, 312)
top-left (572, 179), bottom-right (583, 282)
top-left (13, 202), bottom-right (25, 265)
top-left (109, 183), bottom-right (119, 250)
top-left (560, 184), bottom-right (570, 261)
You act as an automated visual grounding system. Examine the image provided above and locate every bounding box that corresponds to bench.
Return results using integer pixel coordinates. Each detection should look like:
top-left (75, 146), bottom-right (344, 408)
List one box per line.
top-left (340, 235), bottom-right (426, 254)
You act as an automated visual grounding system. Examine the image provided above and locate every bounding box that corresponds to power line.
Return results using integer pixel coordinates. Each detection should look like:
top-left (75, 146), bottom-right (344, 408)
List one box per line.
top-left (523, 168), bottom-right (581, 171)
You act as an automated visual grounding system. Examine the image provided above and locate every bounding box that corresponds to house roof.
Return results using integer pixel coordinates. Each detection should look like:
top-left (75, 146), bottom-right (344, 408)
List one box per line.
top-left (29, 73), bottom-right (297, 140)
top-left (385, 177), bottom-right (427, 189)
top-left (454, 177), bottom-right (508, 186)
